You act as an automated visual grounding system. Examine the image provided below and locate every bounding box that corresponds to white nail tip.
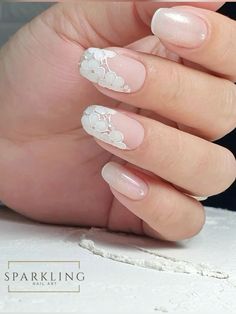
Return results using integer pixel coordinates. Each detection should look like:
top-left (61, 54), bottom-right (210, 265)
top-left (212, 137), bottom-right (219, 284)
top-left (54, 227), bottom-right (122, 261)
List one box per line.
top-left (81, 105), bottom-right (127, 149)
top-left (79, 48), bottom-right (131, 93)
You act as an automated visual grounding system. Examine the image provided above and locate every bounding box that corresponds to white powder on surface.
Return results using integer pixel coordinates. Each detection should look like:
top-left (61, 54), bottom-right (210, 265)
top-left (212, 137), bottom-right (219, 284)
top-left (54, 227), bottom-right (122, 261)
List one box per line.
top-left (78, 207), bottom-right (236, 281)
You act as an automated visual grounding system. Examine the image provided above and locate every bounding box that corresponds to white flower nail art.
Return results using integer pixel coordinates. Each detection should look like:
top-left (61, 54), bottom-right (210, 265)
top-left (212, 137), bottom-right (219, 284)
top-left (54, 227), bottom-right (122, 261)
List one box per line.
top-left (79, 48), bottom-right (131, 93)
top-left (81, 105), bottom-right (127, 149)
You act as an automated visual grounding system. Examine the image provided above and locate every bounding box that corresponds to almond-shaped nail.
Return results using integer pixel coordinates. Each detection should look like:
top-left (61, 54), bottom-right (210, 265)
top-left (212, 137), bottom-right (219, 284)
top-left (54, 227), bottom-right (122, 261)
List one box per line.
top-left (101, 162), bottom-right (148, 200)
top-left (151, 8), bottom-right (208, 48)
top-left (79, 47), bottom-right (146, 93)
top-left (81, 105), bottom-right (144, 150)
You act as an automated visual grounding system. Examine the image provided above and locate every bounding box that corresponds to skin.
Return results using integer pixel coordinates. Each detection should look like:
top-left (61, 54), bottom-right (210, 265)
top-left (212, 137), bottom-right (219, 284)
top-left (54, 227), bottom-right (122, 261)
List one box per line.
top-left (0, 2), bottom-right (234, 241)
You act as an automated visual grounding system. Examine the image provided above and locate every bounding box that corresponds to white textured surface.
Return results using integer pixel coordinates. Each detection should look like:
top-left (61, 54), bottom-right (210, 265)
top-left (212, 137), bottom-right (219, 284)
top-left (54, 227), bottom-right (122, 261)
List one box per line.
top-left (0, 206), bottom-right (235, 313)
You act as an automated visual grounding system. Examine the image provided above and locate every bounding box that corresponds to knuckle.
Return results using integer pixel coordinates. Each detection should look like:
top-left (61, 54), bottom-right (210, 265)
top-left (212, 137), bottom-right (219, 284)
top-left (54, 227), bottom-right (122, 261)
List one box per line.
top-left (208, 147), bottom-right (236, 195)
top-left (209, 22), bottom-right (235, 71)
top-left (40, 3), bottom-right (84, 45)
top-left (186, 203), bottom-right (206, 239)
top-left (148, 194), bottom-right (206, 241)
top-left (192, 146), bottom-right (236, 194)
top-left (150, 194), bottom-right (177, 228)
top-left (218, 81), bottom-right (236, 135)
top-left (157, 130), bottom-right (185, 173)
top-left (220, 148), bottom-right (236, 190)
top-left (192, 148), bottom-right (212, 178)
top-left (219, 23), bottom-right (235, 68)
top-left (161, 66), bottom-right (184, 107)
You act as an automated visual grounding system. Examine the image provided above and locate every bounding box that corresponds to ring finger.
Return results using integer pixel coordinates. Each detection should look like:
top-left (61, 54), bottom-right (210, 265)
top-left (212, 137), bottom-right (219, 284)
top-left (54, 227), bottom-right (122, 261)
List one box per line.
top-left (81, 104), bottom-right (236, 197)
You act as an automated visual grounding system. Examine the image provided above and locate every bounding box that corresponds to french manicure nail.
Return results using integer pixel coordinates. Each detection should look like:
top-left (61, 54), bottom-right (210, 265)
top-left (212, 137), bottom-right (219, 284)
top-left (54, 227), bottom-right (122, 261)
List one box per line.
top-left (81, 105), bottom-right (144, 150)
top-left (151, 8), bottom-right (208, 48)
top-left (79, 48), bottom-right (146, 93)
top-left (101, 162), bottom-right (148, 200)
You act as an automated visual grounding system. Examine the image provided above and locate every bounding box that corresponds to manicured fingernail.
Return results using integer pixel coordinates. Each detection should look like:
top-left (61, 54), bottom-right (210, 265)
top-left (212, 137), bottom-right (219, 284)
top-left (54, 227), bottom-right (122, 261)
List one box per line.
top-left (81, 105), bottom-right (144, 150)
top-left (79, 48), bottom-right (146, 93)
top-left (101, 162), bottom-right (148, 200)
top-left (151, 8), bottom-right (208, 48)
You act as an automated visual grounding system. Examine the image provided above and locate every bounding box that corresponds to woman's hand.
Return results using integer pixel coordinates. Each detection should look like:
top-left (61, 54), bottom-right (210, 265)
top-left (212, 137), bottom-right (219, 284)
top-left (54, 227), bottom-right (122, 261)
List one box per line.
top-left (0, 2), bottom-right (230, 241)
top-left (79, 5), bottom-right (236, 240)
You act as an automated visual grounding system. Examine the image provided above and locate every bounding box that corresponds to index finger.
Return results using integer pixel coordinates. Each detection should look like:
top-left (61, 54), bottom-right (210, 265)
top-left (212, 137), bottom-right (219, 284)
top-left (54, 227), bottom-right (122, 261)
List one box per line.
top-left (52, 2), bottom-right (224, 48)
top-left (151, 6), bottom-right (236, 80)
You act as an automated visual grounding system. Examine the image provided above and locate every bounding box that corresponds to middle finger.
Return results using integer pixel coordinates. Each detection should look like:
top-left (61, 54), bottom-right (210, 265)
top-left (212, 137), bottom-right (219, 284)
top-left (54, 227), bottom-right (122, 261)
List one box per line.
top-left (79, 46), bottom-right (236, 141)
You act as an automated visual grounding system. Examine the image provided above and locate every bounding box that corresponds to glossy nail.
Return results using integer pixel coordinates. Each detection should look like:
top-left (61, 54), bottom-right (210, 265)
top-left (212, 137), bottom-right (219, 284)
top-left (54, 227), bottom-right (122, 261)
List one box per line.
top-left (79, 47), bottom-right (146, 93)
top-left (81, 105), bottom-right (144, 150)
top-left (101, 162), bottom-right (148, 200)
top-left (151, 8), bottom-right (208, 48)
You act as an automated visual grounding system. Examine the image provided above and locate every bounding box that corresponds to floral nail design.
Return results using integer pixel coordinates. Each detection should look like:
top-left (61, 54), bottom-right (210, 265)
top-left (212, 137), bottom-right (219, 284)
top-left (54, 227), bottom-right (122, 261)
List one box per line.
top-left (79, 48), bottom-right (131, 93)
top-left (81, 105), bottom-right (127, 149)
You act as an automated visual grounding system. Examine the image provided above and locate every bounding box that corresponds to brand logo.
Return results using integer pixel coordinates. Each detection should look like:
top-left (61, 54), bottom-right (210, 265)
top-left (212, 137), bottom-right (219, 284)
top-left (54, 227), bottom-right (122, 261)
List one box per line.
top-left (4, 261), bottom-right (85, 293)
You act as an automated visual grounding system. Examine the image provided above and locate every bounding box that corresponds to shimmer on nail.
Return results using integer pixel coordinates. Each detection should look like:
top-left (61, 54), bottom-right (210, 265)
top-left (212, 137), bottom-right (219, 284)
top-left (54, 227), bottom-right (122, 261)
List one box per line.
top-left (151, 8), bottom-right (208, 48)
top-left (102, 162), bottom-right (148, 200)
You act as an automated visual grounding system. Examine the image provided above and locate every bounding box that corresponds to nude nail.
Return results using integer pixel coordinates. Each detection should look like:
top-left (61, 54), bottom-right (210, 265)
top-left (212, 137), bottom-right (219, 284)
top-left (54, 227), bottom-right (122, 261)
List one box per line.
top-left (81, 105), bottom-right (144, 150)
top-left (79, 47), bottom-right (146, 93)
top-left (101, 162), bottom-right (148, 200)
top-left (151, 8), bottom-right (208, 48)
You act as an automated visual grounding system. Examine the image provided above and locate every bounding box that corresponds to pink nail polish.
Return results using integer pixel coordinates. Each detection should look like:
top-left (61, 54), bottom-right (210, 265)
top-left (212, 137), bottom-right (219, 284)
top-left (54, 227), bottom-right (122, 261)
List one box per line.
top-left (81, 105), bottom-right (144, 150)
top-left (101, 162), bottom-right (148, 200)
top-left (151, 8), bottom-right (208, 48)
top-left (79, 47), bottom-right (146, 93)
